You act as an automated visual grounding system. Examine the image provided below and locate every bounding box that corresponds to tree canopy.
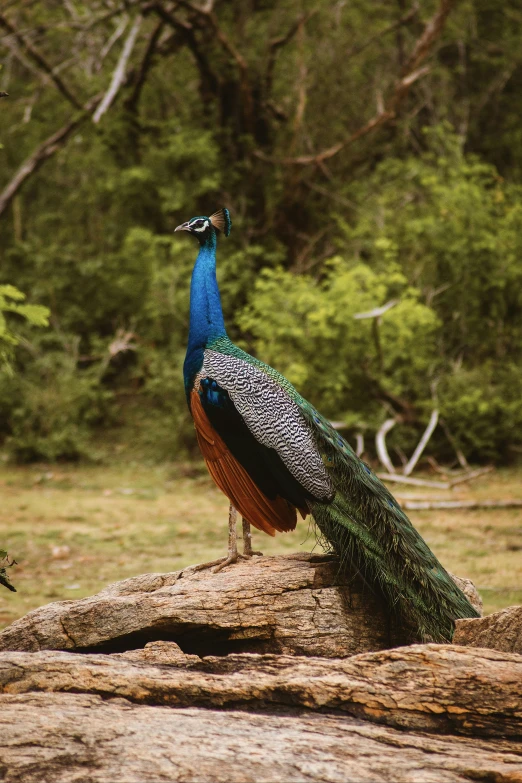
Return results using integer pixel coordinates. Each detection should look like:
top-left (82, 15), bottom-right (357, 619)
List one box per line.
top-left (0, 0), bottom-right (521, 464)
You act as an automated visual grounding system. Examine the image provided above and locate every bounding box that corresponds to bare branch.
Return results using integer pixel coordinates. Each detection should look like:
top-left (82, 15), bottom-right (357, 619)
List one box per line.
top-left (0, 12), bottom-right (82, 109)
top-left (1, 34), bottom-right (50, 85)
top-left (254, 108), bottom-right (395, 166)
top-left (95, 14), bottom-right (129, 72)
top-left (354, 300), bottom-right (399, 320)
top-left (403, 409), bottom-right (439, 476)
top-left (93, 14), bottom-right (143, 124)
top-left (345, 3), bottom-right (419, 62)
top-left (144, 2), bottom-right (219, 95)
top-left (439, 417), bottom-right (469, 469)
top-left (399, 499), bottom-right (522, 511)
top-left (265, 10), bottom-right (317, 95)
top-left (0, 93), bottom-right (102, 218)
top-left (378, 465), bottom-right (495, 490)
top-left (355, 433), bottom-right (365, 457)
top-left (174, 0), bottom-right (247, 71)
top-left (449, 466), bottom-right (494, 487)
top-left (375, 418), bottom-right (397, 474)
top-left (124, 20), bottom-right (164, 113)
top-left (401, 0), bottom-right (454, 75)
top-left (255, 0), bottom-right (456, 166)
top-left (378, 473), bottom-right (450, 490)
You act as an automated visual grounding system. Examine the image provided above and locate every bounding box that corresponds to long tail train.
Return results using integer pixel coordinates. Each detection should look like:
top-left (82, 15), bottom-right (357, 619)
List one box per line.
top-left (304, 406), bottom-right (480, 643)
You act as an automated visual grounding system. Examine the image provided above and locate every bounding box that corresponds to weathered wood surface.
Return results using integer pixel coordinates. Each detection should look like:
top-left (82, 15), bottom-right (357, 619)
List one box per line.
top-left (0, 553), bottom-right (516, 783)
top-left (0, 643), bottom-right (521, 738)
top-left (0, 553), bottom-right (481, 656)
top-left (2, 693), bottom-right (521, 783)
top-left (455, 605), bottom-right (522, 655)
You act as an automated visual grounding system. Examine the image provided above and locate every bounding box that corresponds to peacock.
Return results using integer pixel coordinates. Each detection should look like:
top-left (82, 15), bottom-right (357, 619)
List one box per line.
top-left (175, 208), bottom-right (479, 643)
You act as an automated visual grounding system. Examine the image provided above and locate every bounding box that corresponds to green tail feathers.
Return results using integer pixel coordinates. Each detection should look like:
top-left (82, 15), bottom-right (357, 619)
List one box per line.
top-left (302, 405), bottom-right (479, 643)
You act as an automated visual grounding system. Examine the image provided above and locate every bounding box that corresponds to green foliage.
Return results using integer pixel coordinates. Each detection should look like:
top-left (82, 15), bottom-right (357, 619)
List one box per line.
top-left (0, 345), bottom-right (113, 462)
top-left (0, 285), bottom-right (49, 368)
top-left (237, 126), bottom-right (522, 461)
top-left (343, 126), bottom-right (522, 366)
top-left (0, 2), bottom-right (521, 464)
top-left (440, 363), bottom-right (522, 462)
top-left (239, 261), bottom-right (440, 421)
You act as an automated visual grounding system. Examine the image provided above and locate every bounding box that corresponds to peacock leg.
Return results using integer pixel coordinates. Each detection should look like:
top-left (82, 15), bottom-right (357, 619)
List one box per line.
top-left (242, 517), bottom-right (263, 558)
top-left (212, 503), bottom-right (250, 573)
top-left (193, 505), bottom-right (257, 573)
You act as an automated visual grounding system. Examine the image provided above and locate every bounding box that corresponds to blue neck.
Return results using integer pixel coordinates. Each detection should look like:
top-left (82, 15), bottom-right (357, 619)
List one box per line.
top-left (184, 232), bottom-right (226, 393)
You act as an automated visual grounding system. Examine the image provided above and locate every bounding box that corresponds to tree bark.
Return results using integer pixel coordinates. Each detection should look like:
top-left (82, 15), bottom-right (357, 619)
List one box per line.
top-left (0, 554), bottom-right (403, 656)
top-left (455, 605), bottom-right (522, 655)
top-left (2, 691), bottom-right (521, 783)
top-left (0, 554), bottom-right (518, 783)
top-left (0, 553), bottom-right (481, 656)
top-left (0, 643), bottom-right (521, 782)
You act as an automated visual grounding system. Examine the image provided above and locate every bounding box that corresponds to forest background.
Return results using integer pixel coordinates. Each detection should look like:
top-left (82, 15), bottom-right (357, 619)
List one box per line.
top-left (0, 0), bottom-right (521, 468)
top-left (0, 0), bottom-right (521, 619)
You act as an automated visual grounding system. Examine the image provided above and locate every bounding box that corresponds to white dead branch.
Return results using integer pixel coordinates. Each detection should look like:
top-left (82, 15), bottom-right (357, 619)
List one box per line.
top-left (93, 14), bottom-right (142, 124)
top-left (353, 299), bottom-right (399, 320)
top-left (399, 499), bottom-right (522, 511)
top-left (403, 409), bottom-right (439, 476)
top-left (375, 418), bottom-right (397, 474)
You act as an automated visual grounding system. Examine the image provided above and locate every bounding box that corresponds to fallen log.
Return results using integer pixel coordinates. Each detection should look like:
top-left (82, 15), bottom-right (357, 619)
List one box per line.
top-left (455, 605), bottom-right (522, 655)
top-left (399, 499), bottom-right (522, 510)
top-left (0, 553), bottom-right (519, 782)
top-left (0, 643), bottom-right (521, 738)
top-left (0, 553), bottom-right (482, 656)
top-left (377, 472), bottom-right (452, 489)
top-left (378, 465), bottom-right (494, 490)
top-left (2, 692), bottom-right (521, 783)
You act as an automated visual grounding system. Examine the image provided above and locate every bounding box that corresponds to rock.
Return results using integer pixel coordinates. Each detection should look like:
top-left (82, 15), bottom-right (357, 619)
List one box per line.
top-left (0, 554), bottom-right (415, 656)
top-left (0, 643), bottom-right (521, 739)
top-left (449, 572), bottom-right (483, 616)
top-left (116, 640), bottom-right (200, 665)
top-left (1, 693), bottom-right (521, 783)
top-left (0, 554), bottom-right (518, 783)
top-left (454, 605), bottom-right (522, 654)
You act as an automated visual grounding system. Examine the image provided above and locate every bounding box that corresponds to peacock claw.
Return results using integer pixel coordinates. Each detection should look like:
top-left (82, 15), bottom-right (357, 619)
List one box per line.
top-left (212, 552), bottom-right (250, 573)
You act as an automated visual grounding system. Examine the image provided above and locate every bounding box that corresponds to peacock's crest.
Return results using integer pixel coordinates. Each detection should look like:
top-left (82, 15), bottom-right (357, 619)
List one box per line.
top-left (210, 208), bottom-right (232, 237)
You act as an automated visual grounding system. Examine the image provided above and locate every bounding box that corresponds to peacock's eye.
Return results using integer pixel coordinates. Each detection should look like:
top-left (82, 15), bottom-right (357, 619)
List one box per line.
top-left (193, 220), bottom-right (205, 228)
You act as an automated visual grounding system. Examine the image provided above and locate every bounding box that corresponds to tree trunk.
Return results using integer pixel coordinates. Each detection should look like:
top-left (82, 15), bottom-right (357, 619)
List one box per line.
top-left (0, 553), bottom-right (519, 782)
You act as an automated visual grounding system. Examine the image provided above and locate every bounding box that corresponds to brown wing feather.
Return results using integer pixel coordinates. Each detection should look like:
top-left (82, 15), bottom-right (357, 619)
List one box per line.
top-left (190, 390), bottom-right (299, 535)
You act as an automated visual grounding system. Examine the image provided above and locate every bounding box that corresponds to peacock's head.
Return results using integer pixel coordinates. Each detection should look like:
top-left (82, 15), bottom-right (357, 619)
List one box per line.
top-left (175, 208), bottom-right (232, 244)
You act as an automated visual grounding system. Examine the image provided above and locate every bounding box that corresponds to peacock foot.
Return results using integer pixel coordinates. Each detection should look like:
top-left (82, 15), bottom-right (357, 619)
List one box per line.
top-left (212, 551), bottom-right (249, 574)
top-left (192, 505), bottom-right (263, 574)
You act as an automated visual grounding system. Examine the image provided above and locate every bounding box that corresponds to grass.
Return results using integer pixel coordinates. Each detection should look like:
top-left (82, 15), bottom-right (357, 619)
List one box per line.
top-left (0, 460), bottom-right (521, 629)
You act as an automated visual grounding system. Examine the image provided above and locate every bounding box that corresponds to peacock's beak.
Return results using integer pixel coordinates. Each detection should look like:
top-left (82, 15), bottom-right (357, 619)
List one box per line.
top-left (174, 222), bottom-right (190, 232)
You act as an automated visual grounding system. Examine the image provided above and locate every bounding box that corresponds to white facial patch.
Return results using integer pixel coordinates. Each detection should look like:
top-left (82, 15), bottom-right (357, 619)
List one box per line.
top-left (192, 219), bottom-right (210, 233)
